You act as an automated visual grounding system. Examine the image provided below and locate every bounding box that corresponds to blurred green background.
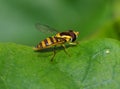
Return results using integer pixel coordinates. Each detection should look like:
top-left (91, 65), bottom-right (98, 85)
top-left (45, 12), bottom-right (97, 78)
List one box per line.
top-left (0, 0), bottom-right (119, 46)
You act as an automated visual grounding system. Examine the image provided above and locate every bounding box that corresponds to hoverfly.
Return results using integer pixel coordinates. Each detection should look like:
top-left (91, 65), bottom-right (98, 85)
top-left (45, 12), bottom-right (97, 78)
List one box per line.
top-left (33, 23), bottom-right (79, 61)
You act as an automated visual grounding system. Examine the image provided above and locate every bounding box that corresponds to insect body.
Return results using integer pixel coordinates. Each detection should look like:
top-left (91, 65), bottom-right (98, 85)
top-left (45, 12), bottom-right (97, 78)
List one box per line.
top-left (33, 24), bottom-right (79, 61)
top-left (33, 30), bottom-right (79, 51)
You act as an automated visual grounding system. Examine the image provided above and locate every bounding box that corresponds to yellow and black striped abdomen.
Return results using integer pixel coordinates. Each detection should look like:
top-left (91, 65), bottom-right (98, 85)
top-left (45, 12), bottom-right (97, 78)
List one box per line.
top-left (33, 36), bottom-right (66, 51)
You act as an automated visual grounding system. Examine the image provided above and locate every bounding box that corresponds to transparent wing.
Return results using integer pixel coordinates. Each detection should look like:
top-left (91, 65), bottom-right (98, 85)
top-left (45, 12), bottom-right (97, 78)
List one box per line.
top-left (35, 23), bottom-right (58, 34)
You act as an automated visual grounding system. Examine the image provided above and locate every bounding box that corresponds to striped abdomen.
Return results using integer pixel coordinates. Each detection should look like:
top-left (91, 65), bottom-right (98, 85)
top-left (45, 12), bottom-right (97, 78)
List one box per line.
top-left (34, 36), bottom-right (66, 50)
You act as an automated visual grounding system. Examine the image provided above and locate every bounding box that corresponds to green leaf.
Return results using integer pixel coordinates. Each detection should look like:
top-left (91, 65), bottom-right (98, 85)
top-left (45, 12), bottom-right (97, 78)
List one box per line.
top-left (0, 38), bottom-right (120, 89)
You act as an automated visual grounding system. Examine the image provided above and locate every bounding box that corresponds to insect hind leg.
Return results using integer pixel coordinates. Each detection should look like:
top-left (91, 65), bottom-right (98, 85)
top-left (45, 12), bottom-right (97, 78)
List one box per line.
top-left (50, 46), bottom-right (57, 62)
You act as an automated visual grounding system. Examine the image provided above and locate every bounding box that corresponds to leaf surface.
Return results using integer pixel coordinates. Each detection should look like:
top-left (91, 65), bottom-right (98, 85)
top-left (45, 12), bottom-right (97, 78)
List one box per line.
top-left (0, 38), bottom-right (120, 89)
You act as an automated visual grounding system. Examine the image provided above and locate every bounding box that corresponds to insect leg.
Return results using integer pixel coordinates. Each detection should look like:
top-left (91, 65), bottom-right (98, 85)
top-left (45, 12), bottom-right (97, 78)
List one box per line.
top-left (69, 42), bottom-right (79, 45)
top-left (61, 44), bottom-right (70, 57)
top-left (50, 46), bottom-right (57, 62)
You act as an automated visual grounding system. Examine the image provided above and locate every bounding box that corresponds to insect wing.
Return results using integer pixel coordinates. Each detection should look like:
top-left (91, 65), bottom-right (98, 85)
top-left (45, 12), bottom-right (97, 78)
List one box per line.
top-left (35, 23), bottom-right (58, 34)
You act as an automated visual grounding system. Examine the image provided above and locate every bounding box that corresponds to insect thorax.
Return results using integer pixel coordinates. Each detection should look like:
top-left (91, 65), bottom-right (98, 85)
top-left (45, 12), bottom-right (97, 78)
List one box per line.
top-left (55, 33), bottom-right (72, 42)
top-left (56, 31), bottom-right (77, 42)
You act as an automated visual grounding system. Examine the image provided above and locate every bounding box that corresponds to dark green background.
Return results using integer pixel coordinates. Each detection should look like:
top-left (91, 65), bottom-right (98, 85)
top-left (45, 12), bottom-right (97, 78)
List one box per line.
top-left (0, 0), bottom-right (119, 46)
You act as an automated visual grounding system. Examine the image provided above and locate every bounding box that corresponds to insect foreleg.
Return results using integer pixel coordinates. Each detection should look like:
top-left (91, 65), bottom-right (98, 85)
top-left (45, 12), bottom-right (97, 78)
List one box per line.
top-left (69, 42), bottom-right (79, 45)
top-left (61, 44), bottom-right (70, 57)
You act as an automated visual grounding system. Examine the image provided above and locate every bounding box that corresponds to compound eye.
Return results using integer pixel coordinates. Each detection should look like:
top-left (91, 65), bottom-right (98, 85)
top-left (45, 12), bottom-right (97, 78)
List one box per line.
top-left (69, 30), bottom-right (73, 32)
